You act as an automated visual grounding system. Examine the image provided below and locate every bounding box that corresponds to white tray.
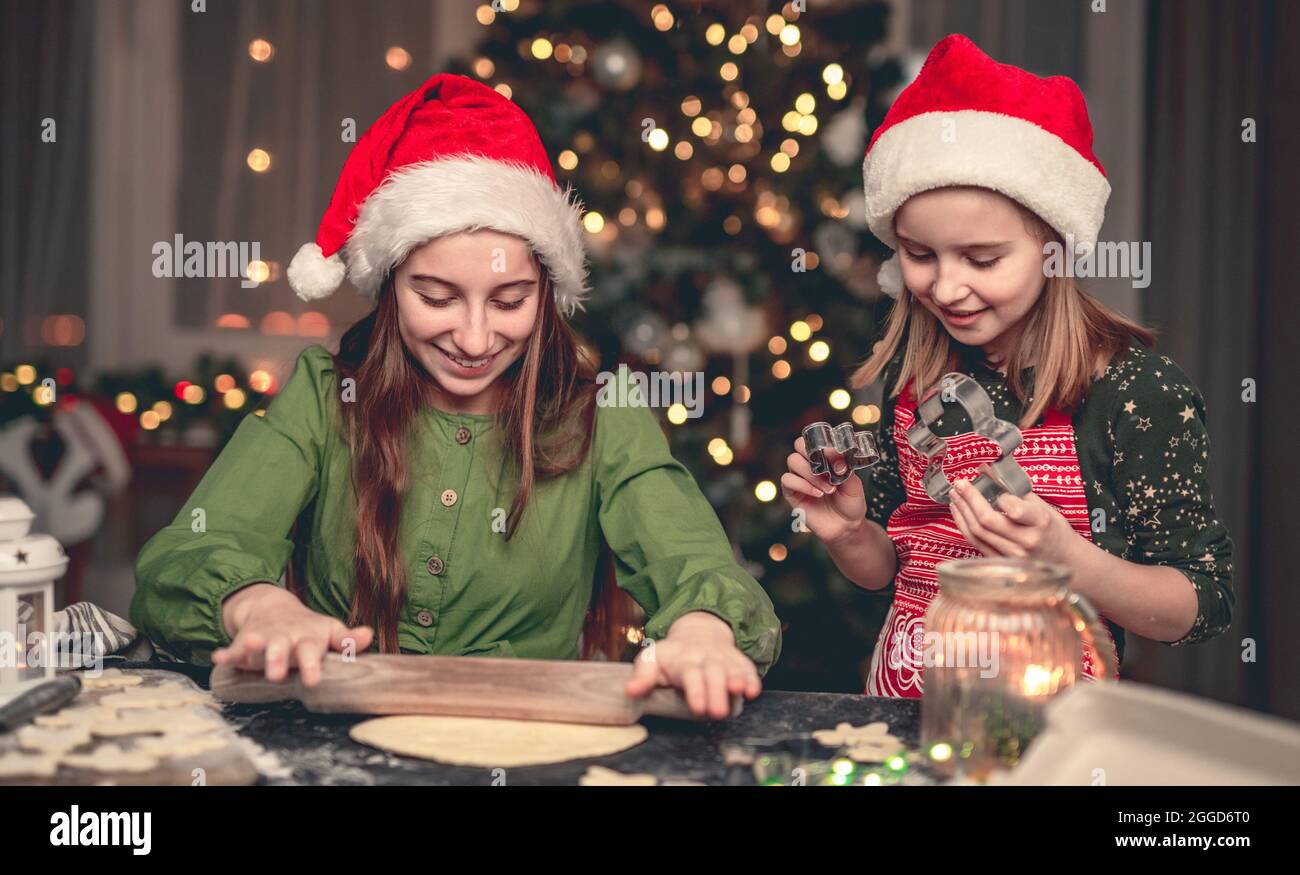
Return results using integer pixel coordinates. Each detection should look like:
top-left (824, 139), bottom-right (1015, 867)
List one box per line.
top-left (987, 680), bottom-right (1300, 785)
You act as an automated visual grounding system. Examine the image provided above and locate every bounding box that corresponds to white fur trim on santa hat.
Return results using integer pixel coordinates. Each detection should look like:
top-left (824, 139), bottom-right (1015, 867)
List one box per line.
top-left (288, 242), bottom-right (347, 301)
top-left (863, 110), bottom-right (1111, 289)
top-left (342, 154), bottom-right (590, 316)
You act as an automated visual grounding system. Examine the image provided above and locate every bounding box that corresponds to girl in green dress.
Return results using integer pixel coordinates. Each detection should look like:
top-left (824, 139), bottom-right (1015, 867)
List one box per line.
top-left (132, 74), bottom-right (781, 720)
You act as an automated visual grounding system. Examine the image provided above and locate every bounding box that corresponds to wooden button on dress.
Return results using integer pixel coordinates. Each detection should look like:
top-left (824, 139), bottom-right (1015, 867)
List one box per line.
top-left (440, 489), bottom-right (458, 507)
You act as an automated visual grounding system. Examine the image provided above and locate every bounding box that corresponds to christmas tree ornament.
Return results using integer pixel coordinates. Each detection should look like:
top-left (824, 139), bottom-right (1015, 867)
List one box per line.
top-left (906, 373), bottom-right (1032, 506)
top-left (862, 34), bottom-right (1110, 297)
top-left (287, 74), bottom-right (589, 317)
top-left (801, 421), bottom-right (881, 486)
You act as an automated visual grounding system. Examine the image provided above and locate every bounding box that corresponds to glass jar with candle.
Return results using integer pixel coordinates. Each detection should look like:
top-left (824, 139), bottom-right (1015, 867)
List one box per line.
top-left (920, 558), bottom-right (1116, 781)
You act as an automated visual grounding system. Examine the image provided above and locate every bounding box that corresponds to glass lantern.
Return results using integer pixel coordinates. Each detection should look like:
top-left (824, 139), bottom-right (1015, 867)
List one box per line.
top-left (920, 558), bottom-right (1117, 781)
top-left (0, 496), bottom-right (67, 702)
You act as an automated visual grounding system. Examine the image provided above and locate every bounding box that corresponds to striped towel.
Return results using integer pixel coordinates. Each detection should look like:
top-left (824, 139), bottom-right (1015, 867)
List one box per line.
top-left (52, 602), bottom-right (155, 666)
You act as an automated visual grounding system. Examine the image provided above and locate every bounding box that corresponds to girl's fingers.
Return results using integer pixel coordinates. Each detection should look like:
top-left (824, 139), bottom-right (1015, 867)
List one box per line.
top-left (958, 482), bottom-right (1023, 541)
top-left (780, 472), bottom-right (824, 501)
top-left (624, 650), bottom-right (661, 697)
top-left (330, 623), bottom-right (373, 654)
top-left (263, 635), bottom-right (293, 682)
top-left (786, 452), bottom-right (833, 493)
top-left (294, 638), bottom-right (327, 688)
top-left (952, 488), bottom-right (1024, 557)
top-left (679, 665), bottom-right (708, 716)
top-left (702, 663), bottom-right (731, 720)
top-left (994, 492), bottom-right (1037, 523)
top-left (235, 632), bottom-right (267, 670)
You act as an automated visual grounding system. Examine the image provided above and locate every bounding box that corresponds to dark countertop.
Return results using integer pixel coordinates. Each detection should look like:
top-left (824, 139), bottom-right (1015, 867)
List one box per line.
top-left (107, 660), bottom-right (926, 785)
top-left (218, 689), bottom-right (924, 786)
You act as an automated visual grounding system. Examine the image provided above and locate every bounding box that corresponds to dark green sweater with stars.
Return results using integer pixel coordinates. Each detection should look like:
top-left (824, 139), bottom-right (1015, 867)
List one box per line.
top-left (862, 340), bottom-right (1235, 664)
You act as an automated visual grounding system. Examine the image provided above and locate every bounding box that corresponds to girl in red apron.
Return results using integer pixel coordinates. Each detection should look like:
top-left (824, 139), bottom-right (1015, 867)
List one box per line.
top-left (781, 35), bottom-right (1234, 698)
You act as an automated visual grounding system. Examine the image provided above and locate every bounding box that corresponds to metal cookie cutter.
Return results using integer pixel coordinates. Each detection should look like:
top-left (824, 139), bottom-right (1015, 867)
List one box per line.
top-left (906, 372), bottom-right (1032, 505)
top-left (802, 421), bottom-right (881, 486)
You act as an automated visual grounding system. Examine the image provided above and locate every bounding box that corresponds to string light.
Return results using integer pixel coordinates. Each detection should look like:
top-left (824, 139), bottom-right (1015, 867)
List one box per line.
top-left (214, 374), bottom-right (236, 394)
top-left (768, 336), bottom-right (787, 355)
top-left (647, 127), bottom-right (670, 151)
top-left (248, 39), bottom-right (274, 62)
top-left (779, 24), bottom-right (800, 46)
top-left (140, 410), bottom-right (160, 430)
top-left (246, 149), bottom-right (271, 172)
top-left (829, 389), bottom-right (851, 410)
top-left (531, 38), bottom-right (553, 60)
top-left (248, 370), bottom-right (275, 393)
top-left (705, 23), bottom-right (726, 45)
top-left (182, 384), bottom-right (206, 405)
top-left (115, 392), bottom-right (137, 414)
top-left (808, 340), bottom-right (830, 362)
top-left (558, 149), bottom-right (578, 170)
top-left (711, 376), bottom-right (731, 395)
top-left (768, 544), bottom-right (788, 562)
top-left (385, 47), bottom-right (411, 70)
top-left (582, 212), bottom-right (605, 234)
top-left (15, 365), bottom-right (36, 385)
top-left (666, 403), bottom-right (687, 424)
top-left (754, 481), bottom-right (778, 502)
top-left (475, 4), bottom-right (495, 25)
top-left (772, 360), bottom-right (791, 379)
top-left (223, 388), bottom-right (247, 410)
top-left (789, 320), bottom-right (811, 342)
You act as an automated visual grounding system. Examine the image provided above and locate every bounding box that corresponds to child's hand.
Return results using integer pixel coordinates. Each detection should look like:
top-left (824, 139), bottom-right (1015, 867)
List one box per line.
top-left (948, 477), bottom-right (1079, 564)
top-left (214, 584), bottom-right (374, 687)
top-left (781, 436), bottom-right (870, 545)
top-left (624, 611), bottom-right (761, 720)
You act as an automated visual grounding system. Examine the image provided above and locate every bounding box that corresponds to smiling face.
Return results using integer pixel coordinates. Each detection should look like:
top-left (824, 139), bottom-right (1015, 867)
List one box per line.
top-left (393, 229), bottom-right (541, 415)
top-left (894, 187), bottom-right (1050, 366)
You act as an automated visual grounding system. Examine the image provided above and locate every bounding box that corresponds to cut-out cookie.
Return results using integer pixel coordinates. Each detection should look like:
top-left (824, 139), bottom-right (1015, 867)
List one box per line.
top-left (78, 668), bottom-right (145, 689)
top-left (99, 685), bottom-right (217, 710)
top-left (91, 709), bottom-right (225, 738)
top-left (812, 721), bottom-right (893, 747)
top-left (132, 733), bottom-right (230, 759)
top-left (0, 751), bottom-right (60, 778)
top-left (33, 706), bottom-right (120, 728)
top-left (578, 765), bottom-right (658, 786)
top-left (61, 743), bottom-right (159, 773)
top-left (17, 724), bottom-right (93, 753)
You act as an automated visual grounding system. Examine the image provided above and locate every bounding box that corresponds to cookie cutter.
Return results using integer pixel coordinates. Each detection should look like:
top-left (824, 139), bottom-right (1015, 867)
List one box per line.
top-left (906, 372), bottom-right (1032, 505)
top-left (801, 421), bottom-right (881, 486)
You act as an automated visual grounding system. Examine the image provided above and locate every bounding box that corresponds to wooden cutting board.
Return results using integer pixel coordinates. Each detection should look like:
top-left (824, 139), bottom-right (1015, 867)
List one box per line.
top-left (0, 669), bottom-right (259, 786)
top-left (210, 653), bottom-right (742, 725)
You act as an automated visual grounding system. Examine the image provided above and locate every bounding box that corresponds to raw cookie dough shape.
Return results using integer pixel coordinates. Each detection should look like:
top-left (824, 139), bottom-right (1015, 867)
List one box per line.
top-left (349, 715), bottom-right (649, 768)
top-left (78, 668), bottom-right (145, 689)
top-left (17, 724), bottom-right (93, 753)
top-left (133, 734), bottom-right (230, 759)
top-left (61, 743), bottom-right (159, 773)
top-left (91, 708), bottom-right (225, 738)
top-left (0, 751), bottom-right (60, 778)
top-left (99, 685), bottom-right (217, 710)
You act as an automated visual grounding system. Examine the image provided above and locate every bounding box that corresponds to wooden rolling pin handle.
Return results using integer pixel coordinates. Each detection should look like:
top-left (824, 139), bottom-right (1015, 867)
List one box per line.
top-left (638, 687), bottom-right (744, 721)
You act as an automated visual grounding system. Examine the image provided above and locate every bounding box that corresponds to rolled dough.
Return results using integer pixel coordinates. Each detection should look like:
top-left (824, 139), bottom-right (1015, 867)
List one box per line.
top-left (349, 715), bottom-right (649, 768)
top-left (0, 751), bottom-right (60, 778)
top-left (61, 743), bottom-right (159, 773)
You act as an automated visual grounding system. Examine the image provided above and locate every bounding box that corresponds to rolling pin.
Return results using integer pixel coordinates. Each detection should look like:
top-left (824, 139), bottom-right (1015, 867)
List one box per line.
top-left (210, 653), bottom-right (743, 725)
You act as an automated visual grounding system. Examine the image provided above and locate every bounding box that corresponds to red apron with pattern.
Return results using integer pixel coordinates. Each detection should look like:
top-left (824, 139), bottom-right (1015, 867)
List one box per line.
top-left (865, 380), bottom-right (1119, 698)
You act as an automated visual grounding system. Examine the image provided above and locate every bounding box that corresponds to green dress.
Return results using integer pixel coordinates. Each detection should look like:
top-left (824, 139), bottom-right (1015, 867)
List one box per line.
top-left (131, 345), bottom-right (783, 673)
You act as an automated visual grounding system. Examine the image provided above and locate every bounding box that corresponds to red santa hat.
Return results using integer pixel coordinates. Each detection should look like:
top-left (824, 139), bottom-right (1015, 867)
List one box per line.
top-left (862, 34), bottom-right (1110, 297)
top-left (288, 73), bottom-right (589, 316)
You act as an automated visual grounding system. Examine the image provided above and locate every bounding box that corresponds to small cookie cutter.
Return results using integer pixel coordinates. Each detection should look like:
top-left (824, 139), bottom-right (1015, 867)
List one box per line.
top-left (906, 372), bottom-right (1032, 505)
top-left (802, 421), bottom-right (880, 486)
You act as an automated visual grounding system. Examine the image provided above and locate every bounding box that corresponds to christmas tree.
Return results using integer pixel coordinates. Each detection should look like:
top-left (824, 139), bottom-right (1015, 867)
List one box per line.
top-left (452, 0), bottom-right (907, 691)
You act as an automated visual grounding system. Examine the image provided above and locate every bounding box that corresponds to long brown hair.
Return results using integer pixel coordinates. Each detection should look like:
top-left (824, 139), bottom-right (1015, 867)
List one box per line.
top-left (853, 194), bottom-right (1157, 427)
top-left (330, 258), bottom-right (602, 653)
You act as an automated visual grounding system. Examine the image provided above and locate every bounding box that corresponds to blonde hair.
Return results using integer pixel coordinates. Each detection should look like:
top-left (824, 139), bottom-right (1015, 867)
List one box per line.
top-left (851, 195), bottom-right (1156, 429)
